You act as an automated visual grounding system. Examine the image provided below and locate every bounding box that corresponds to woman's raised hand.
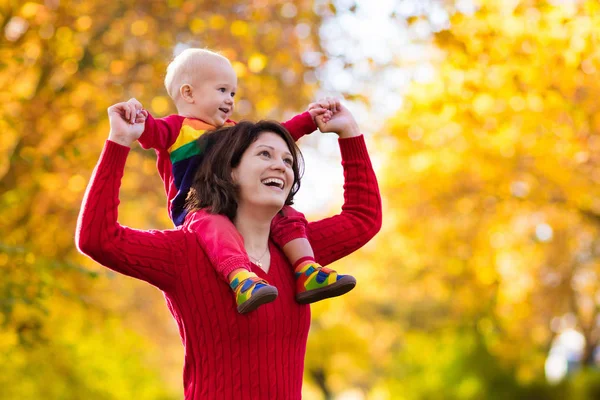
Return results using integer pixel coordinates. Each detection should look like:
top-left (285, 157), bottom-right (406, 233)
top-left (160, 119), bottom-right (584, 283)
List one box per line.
top-left (107, 98), bottom-right (148, 147)
top-left (313, 97), bottom-right (361, 139)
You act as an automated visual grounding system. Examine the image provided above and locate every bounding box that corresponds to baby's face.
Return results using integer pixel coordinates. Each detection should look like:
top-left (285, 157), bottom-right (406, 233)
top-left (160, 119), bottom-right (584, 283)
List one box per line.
top-left (190, 59), bottom-right (238, 127)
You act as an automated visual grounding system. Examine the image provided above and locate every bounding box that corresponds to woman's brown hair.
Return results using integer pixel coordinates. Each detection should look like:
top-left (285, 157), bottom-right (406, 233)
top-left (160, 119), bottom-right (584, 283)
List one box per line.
top-left (186, 120), bottom-right (304, 221)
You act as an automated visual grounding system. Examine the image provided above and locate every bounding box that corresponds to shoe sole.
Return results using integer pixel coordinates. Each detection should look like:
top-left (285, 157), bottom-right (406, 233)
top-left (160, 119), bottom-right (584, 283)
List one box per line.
top-left (238, 286), bottom-right (278, 314)
top-left (295, 275), bottom-right (357, 305)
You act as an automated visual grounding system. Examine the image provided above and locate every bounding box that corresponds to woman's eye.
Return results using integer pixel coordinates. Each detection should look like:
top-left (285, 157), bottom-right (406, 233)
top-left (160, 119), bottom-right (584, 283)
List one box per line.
top-left (259, 150), bottom-right (271, 157)
top-left (284, 158), bottom-right (293, 166)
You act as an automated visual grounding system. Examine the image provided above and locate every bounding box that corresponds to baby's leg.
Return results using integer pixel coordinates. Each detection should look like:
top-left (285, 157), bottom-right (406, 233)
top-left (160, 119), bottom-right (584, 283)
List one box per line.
top-left (271, 206), bottom-right (356, 304)
top-left (185, 210), bottom-right (277, 313)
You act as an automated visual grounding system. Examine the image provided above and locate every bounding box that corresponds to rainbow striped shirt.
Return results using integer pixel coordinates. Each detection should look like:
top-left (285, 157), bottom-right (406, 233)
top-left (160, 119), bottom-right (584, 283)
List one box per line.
top-left (138, 112), bottom-right (316, 226)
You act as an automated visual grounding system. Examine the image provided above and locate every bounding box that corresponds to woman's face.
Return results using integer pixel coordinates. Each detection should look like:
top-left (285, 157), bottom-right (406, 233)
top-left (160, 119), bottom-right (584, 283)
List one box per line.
top-left (231, 131), bottom-right (295, 211)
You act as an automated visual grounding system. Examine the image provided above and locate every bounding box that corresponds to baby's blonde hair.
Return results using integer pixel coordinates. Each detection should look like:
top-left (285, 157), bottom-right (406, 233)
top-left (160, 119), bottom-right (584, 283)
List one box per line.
top-left (164, 48), bottom-right (231, 101)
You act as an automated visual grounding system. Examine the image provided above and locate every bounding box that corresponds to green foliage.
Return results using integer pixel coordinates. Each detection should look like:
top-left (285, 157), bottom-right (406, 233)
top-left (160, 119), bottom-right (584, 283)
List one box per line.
top-left (567, 369), bottom-right (600, 400)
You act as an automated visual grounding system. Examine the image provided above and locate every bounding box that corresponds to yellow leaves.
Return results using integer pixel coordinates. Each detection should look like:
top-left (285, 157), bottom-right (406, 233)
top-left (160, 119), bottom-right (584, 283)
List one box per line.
top-left (68, 175), bottom-right (87, 193)
top-left (12, 69), bottom-right (39, 99)
top-left (526, 93), bottom-right (544, 112)
top-left (20, 2), bottom-right (41, 18)
top-left (230, 20), bottom-right (249, 36)
top-left (484, 65), bottom-right (507, 90)
top-left (255, 95), bottom-right (278, 114)
top-left (23, 41), bottom-right (41, 63)
top-left (563, 49), bottom-right (581, 68)
top-left (75, 16), bottom-right (93, 32)
top-left (473, 93), bottom-right (495, 115)
top-left (54, 27), bottom-right (84, 61)
top-left (61, 112), bottom-right (84, 132)
top-left (409, 81), bottom-right (443, 106)
top-left (55, 26), bottom-right (73, 42)
top-left (373, 3), bottom-right (600, 390)
top-left (38, 23), bottom-right (54, 40)
top-left (0, 2), bottom-right (323, 396)
top-left (131, 20), bottom-right (149, 36)
top-left (69, 82), bottom-right (94, 107)
top-left (40, 173), bottom-right (63, 192)
top-left (508, 95), bottom-right (526, 112)
top-left (102, 29), bottom-right (120, 46)
top-left (151, 96), bottom-right (170, 114)
top-left (25, 253), bottom-right (36, 264)
top-left (232, 61), bottom-right (248, 78)
top-left (209, 15), bottom-right (227, 30)
top-left (189, 18), bottom-right (206, 34)
top-left (281, 5), bottom-right (303, 20)
top-left (407, 124), bottom-right (424, 141)
top-left (62, 59), bottom-right (79, 75)
top-left (110, 60), bottom-right (126, 75)
top-left (220, 47), bottom-right (237, 61)
top-left (475, 264), bottom-right (497, 286)
top-left (409, 153), bottom-right (433, 173)
top-left (142, 159), bottom-right (156, 175)
top-left (248, 53), bottom-right (268, 73)
top-left (581, 58), bottom-right (596, 74)
top-left (502, 15), bottom-right (527, 37)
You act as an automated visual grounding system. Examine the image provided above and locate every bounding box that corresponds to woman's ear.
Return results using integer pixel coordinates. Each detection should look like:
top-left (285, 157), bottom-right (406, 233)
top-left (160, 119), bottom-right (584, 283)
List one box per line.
top-left (180, 84), bottom-right (194, 103)
top-left (231, 167), bottom-right (238, 184)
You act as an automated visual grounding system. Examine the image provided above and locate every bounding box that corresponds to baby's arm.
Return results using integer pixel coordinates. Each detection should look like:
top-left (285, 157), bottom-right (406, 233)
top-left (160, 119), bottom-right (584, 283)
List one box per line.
top-left (123, 98), bottom-right (181, 151)
top-left (280, 101), bottom-right (331, 142)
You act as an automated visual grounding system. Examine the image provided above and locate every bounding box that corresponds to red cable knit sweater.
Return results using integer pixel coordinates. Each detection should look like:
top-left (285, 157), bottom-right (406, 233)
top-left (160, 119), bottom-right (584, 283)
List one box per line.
top-left (76, 135), bottom-right (382, 399)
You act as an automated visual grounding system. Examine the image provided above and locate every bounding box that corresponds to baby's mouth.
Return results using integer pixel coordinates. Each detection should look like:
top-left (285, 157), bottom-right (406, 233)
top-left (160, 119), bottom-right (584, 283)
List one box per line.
top-left (219, 107), bottom-right (230, 114)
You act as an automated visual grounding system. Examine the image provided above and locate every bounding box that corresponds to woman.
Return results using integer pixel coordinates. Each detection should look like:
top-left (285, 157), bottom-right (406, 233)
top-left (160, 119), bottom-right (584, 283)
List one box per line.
top-left (76, 100), bottom-right (381, 399)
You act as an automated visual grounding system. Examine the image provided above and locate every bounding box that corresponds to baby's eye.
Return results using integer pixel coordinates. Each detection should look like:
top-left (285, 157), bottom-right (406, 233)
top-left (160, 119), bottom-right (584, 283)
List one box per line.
top-left (231, 92), bottom-right (236, 98)
top-left (218, 88), bottom-right (226, 93)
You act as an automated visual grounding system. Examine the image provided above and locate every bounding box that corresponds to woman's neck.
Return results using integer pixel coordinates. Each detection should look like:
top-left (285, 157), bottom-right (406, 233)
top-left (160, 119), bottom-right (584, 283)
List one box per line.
top-left (233, 205), bottom-right (274, 256)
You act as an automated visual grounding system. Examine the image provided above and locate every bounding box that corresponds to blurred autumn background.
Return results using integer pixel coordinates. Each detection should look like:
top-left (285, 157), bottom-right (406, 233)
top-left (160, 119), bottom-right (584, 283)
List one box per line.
top-left (4, 0), bottom-right (600, 398)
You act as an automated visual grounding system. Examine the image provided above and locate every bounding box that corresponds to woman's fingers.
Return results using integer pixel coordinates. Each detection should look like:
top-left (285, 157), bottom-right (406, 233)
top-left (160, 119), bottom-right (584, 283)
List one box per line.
top-left (128, 97), bottom-right (143, 109)
top-left (108, 102), bottom-right (127, 119)
top-left (127, 98), bottom-right (144, 123)
top-left (130, 103), bottom-right (139, 123)
top-left (314, 97), bottom-right (341, 113)
top-left (107, 102), bottom-right (145, 125)
top-left (332, 98), bottom-right (341, 113)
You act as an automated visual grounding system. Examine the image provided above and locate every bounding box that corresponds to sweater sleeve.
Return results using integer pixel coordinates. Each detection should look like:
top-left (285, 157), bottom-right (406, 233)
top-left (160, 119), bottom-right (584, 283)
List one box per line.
top-left (307, 135), bottom-right (382, 266)
top-left (138, 113), bottom-right (183, 150)
top-left (281, 111), bottom-right (317, 142)
top-left (75, 140), bottom-right (187, 292)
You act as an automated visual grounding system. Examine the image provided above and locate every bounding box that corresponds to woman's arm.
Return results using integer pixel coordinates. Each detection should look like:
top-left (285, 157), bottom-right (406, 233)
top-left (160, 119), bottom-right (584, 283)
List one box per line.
top-left (75, 103), bottom-right (186, 291)
top-left (306, 101), bottom-right (382, 266)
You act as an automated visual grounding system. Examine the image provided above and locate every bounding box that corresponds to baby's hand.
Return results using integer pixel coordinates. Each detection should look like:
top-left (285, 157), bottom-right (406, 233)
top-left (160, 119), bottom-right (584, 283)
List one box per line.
top-left (117, 97), bottom-right (148, 125)
top-left (309, 97), bottom-right (341, 125)
top-left (307, 101), bottom-right (332, 124)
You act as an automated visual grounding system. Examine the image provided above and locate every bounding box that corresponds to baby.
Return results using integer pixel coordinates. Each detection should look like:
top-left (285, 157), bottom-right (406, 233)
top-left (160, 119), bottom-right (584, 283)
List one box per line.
top-left (114, 48), bottom-right (356, 313)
